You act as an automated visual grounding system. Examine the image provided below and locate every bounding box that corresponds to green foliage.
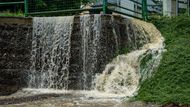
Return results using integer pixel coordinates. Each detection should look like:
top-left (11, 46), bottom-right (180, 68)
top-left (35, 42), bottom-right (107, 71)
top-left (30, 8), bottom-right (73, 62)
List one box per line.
top-left (0, 0), bottom-right (24, 13)
top-left (136, 15), bottom-right (190, 105)
top-left (28, 0), bottom-right (81, 13)
top-left (81, 0), bottom-right (89, 4)
top-left (35, 0), bottom-right (46, 9)
top-left (140, 53), bottom-right (152, 70)
top-left (139, 52), bottom-right (153, 80)
top-left (0, 10), bottom-right (24, 16)
top-left (0, 0), bottom-right (97, 16)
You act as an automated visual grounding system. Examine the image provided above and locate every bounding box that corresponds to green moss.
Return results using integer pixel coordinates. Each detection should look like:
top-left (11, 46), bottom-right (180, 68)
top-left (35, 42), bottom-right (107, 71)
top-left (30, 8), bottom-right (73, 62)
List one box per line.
top-left (119, 47), bottom-right (130, 54)
top-left (138, 52), bottom-right (153, 82)
top-left (115, 47), bottom-right (130, 56)
top-left (140, 52), bottom-right (153, 70)
top-left (136, 15), bottom-right (190, 105)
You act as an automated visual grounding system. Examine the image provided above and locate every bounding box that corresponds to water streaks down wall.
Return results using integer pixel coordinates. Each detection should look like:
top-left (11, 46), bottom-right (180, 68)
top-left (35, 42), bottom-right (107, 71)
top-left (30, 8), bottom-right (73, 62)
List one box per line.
top-left (28, 17), bottom-right (74, 89)
top-left (0, 15), bottom-right (164, 96)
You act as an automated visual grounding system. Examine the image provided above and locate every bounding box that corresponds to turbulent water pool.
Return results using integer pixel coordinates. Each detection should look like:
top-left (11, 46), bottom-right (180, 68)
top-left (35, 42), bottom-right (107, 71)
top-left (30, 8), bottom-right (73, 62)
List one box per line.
top-left (0, 89), bottom-right (126, 107)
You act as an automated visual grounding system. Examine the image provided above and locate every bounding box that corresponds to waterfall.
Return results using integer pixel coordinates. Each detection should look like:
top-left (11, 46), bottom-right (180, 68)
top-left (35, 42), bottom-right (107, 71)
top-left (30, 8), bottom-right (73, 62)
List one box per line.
top-left (80, 14), bottom-right (101, 90)
top-left (95, 19), bottom-right (164, 96)
top-left (28, 16), bottom-right (74, 89)
top-left (27, 15), bottom-right (164, 97)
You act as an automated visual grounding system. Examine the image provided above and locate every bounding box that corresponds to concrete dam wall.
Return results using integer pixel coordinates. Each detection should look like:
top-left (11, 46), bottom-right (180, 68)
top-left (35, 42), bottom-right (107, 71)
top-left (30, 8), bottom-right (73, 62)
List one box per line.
top-left (0, 17), bottom-right (32, 95)
top-left (0, 15), bottom-right (164, 96)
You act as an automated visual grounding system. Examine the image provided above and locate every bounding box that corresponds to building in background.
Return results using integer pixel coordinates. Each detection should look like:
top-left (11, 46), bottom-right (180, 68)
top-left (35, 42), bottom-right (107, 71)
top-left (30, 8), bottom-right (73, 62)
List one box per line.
top-left (108, 0), bottom-right (161, 18)
top-left (91, 0), bottom-right (159, 18)
top-left (163, 0), bottom-right (189, 16)
top-left (163, 0), bottom-right (178, 16)
top-left (85, 0), bottom-right (189, 17)
top-left (178, 0), bottom-right (190, 15)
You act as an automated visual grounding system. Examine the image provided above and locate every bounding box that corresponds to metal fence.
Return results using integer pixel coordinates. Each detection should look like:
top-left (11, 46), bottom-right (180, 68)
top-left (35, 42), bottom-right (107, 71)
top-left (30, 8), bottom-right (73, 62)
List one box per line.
top-left (146, 1), bottom-right (163, 18)
top-left (0, 0), bottom-right (148, 20)
top-left (0, 1), bottom-right (26, 16)
top-left (99, 0), bottom-right (148, 20)
top-left (27, 0), bottom-right (97, 16)
top-left (104, 0), bottom-right (148, 19)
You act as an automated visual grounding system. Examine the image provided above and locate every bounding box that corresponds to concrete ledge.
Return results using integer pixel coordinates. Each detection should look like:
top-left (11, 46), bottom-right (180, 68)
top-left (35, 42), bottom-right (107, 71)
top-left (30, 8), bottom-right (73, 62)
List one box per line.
top-left (0, 17), bottom-right (32, 25)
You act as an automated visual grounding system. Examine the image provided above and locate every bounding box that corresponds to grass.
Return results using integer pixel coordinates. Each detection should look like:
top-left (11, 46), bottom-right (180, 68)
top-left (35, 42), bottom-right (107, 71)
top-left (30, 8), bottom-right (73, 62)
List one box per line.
top-left (135, 15), bottom-right (190, 105)
top-left (0, 10), bottom-right (24, 17)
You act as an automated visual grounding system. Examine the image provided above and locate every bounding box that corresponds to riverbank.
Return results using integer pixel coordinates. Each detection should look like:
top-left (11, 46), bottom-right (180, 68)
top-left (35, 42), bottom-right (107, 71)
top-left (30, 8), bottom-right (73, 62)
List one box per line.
top-left (136, 15), bottom-right (190, 105)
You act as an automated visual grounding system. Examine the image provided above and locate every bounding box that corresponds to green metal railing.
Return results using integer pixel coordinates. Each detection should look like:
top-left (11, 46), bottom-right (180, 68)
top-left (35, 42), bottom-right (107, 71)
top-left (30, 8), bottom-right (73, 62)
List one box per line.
top-left (28, 0), bottom-right (79, 15)
top-left (103, 0), bottom-right (107, 14)
top-left (24, 0), bottom-right (28, 16)
top-left (0, 0), bottom-right (148, 20)
top-left (0, 1), bottom-right (24, 5)
top-left (142, 0), bottom-right (148, 20)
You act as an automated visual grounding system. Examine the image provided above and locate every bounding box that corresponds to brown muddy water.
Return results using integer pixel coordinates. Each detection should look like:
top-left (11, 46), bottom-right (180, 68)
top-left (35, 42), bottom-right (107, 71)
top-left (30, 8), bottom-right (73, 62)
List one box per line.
top-left (0, 88), bottom-right (127, 107)
top-left (1, 89), bottom-right (186, 107)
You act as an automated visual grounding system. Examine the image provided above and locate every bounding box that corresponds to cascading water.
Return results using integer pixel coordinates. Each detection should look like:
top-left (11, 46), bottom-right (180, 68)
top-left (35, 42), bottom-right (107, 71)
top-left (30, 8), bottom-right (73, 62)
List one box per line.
top-left (27, 15), bottom-right (164, 98)
top-left (95, 19), bottom-right (164, 96)
top-left (28, 17), bottom-right (74, 89)
top-left (80, 15), bottom-right (101, 90)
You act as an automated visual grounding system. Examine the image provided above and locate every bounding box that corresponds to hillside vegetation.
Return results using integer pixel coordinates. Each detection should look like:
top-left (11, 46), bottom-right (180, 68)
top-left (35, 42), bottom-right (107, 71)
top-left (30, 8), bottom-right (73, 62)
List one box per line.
top-left (136, 16), bottom-right (190, 105)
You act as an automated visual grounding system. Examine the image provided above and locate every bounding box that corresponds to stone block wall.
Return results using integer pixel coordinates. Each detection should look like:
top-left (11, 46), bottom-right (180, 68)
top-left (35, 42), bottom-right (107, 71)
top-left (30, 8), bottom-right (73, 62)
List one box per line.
top-left (0, 17), bottom-right (32, 95)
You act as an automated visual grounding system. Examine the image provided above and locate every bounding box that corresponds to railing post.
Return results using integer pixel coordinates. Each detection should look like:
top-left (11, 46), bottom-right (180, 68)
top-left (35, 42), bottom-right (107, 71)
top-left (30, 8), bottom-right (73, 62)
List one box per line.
top-left (103, 0), bottom-right (107, 14)
top-left (142, 0), bottom-right (148, 20)
top-left (24, 0), bottom-right (28, 17)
